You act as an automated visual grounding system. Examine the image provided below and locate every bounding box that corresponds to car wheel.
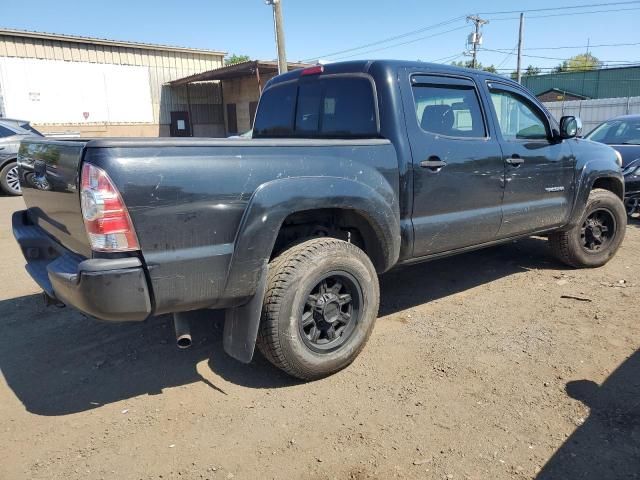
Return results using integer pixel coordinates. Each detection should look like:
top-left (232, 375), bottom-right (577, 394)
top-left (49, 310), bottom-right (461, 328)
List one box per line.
top-left (0, 161), bottom-right (22, 196)
top-left (257, 238), bottom-right (380, 380)
top-left (549, 188), bottom-right (627, 268)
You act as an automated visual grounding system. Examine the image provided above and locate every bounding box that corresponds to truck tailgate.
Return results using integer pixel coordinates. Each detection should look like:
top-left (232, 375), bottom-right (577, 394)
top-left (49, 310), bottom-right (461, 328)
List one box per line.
top-left (18, 139), bottom-right (92, 257)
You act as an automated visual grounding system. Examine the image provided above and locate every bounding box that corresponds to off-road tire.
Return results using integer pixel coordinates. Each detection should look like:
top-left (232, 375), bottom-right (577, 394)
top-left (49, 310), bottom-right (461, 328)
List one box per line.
top-left (257, 238), bottom-right (380, 380)
top-left (549, 188), bottom-right (626, 268)
top-left (0, 161), bottom-right (22, 196)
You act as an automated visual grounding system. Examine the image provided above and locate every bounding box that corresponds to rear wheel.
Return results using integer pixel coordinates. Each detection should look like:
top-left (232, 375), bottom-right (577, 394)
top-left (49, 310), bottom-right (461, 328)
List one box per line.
top-left (257, 238), bottom-right (380, 380)
top-left (0, 161), bottom-right (22, 196)
top-left (549, 188), bottom-right (626, 268)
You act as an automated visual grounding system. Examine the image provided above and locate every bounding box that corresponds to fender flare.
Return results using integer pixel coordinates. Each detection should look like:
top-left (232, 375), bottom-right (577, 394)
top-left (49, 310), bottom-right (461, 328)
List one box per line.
top-left (221, 176), bottom-right (400, 363)
top-left (566, 160), bottom-right (624, 228)
top-left (223, 175), bottom-right (400, 300)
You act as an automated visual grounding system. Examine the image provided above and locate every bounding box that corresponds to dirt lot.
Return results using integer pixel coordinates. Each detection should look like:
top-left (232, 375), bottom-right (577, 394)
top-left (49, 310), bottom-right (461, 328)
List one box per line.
top-left (0, 195), bottom-right (638, 480)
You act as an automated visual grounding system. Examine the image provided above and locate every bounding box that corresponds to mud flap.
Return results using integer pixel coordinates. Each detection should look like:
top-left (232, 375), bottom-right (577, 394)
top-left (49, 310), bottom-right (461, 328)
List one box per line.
top-left (223, 262), bottom-right (268, 363)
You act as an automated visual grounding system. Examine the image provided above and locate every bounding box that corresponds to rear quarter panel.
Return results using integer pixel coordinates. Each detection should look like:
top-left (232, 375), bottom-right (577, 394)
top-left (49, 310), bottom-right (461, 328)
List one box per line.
top-left (85, 140), bottom-right (399, 314)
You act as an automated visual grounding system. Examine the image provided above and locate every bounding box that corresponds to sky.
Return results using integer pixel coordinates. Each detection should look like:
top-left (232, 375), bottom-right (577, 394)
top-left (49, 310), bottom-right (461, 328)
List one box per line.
top-left (2, 0), bottom-right (640, 75)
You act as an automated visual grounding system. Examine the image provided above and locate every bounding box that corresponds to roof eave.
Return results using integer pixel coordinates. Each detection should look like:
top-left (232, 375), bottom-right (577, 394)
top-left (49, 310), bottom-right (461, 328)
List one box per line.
top-left (0, 28), bottom-right (226, 56)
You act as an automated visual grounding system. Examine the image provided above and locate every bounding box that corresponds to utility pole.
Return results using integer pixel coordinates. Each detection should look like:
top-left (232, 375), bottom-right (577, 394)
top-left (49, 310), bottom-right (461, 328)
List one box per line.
top-left (467, 15), bottom-right (489, 69)
top-left (516, 13), bottom-right (525, 84)
top-left (265, 0), bottom-right (288, 74)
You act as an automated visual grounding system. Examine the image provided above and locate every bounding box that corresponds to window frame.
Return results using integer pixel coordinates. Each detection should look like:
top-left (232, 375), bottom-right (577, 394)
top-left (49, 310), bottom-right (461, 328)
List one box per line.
top-left (410, 74), bottom-right (489, 141)
top-left (253, 72), bottom-right (381, 139)
top-left (486, 81), bottom-right (554, 143)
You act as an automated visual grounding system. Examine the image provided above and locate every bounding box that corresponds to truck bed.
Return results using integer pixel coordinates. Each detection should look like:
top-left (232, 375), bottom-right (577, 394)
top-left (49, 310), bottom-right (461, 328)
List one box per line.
top-left (17, 136), bottom-right (399, 315)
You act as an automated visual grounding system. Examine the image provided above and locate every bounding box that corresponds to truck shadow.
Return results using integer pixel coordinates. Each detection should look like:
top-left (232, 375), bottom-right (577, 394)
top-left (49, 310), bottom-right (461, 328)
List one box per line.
top-left (378, 235), bottom-right (561, 316)
top-left (0, 237), bottom-right (562, 416)
top-left (537, 349), bottom-right (640, 479)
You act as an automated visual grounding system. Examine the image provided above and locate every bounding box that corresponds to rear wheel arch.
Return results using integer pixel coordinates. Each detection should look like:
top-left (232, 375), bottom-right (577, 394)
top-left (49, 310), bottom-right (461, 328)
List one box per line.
top-left (271, 207), bottom-right (389, 273)
top-left (223, 177), bottom-right (400, 301)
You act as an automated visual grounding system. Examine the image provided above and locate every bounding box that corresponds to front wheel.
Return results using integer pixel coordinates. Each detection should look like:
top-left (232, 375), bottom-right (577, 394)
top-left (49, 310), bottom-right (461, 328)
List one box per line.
top-left (549, 188), bottom-right (627, 268)
top-left (0, 161), bottom-right (22, 196)
top-left (257, 238), bottom-right (380, 380)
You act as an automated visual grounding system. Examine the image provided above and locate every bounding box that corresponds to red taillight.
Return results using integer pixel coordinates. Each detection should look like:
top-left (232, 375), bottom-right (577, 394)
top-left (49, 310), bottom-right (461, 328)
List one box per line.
top-left (80, 162), bottom-right (140, 252)
top-left (301, 65), bottom-right (324, 76)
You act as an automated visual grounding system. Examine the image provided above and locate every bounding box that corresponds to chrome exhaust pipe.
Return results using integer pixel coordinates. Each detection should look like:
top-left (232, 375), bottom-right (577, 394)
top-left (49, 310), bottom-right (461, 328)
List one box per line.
top-left (173, 313), bottom-right (192, 349)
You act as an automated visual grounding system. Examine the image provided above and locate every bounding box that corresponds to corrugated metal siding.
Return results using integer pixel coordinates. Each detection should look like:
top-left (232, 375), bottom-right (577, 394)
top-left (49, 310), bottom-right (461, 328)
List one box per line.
top-left (544, 96), bottom-right (640, 133)
top-left (0, 33), bottom-right (224, 126)
top-left (523, 67), bottom-right (640, 100)
top-left (0, 34), bottom-right (222, 69)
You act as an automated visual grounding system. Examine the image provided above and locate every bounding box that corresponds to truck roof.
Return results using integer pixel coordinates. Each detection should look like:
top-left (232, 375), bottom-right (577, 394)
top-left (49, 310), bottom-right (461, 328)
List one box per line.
top-left (270, 59), bottom-right (510, 87)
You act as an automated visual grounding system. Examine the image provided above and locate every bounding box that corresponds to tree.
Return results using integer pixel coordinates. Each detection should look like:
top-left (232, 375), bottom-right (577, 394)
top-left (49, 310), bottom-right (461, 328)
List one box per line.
top-left (554, 53), bottom-right (601, 73)
top-left (451, 60), bottom-right (497, 73)
top-left (225, 54), bottom-right (251, 66)
top-left (510, 65), bottom-right (541, 80)
top-left (525, 65), bottom-right (541, 76)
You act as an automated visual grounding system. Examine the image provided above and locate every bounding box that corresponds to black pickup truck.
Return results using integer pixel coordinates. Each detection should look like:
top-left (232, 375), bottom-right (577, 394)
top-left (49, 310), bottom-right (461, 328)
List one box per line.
top-left (13, 60), bottom-right (626, 380)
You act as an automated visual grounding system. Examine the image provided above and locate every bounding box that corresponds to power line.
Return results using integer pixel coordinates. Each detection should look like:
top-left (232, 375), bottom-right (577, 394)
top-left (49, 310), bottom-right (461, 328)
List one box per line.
top-left (487, 6), bottom-right (640, 22)
top-left (490, 64), bottom-right (640, 72)
top-left (331, 25), bottom-right (469, 61)
top-left (497, 44), bottom-right (518, 69)
top-left (303, 2), bottom-right (640, 64)
top-left (302, 16), bottom-right (465, 61)
top-left (476, 0), bottom-right (640, 16)
top-left (480, 47), bottom-right (638, 63)
top-left (430, 52), bottom-right (466, 63)
top-left (488, 41), bottom-right (640, 52)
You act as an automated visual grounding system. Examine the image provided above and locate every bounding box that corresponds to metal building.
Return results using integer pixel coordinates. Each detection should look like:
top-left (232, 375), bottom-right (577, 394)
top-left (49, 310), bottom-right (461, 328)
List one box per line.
top-left (0, 28), bottom-right (226, 137)
top-left (523, 66), bottom-right (640, 102)
top-left (170, 60), bottom-right (310, 135)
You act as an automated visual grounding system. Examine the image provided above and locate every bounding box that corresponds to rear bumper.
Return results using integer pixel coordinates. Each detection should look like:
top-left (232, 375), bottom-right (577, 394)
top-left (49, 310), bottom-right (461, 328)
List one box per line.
top-left (12, 210), bottom-right (152, 321)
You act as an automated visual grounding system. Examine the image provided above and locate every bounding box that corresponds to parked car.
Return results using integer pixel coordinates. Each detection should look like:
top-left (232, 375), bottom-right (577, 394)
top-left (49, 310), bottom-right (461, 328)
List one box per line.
top-left (0, 119), bottom-right (43, 195)
top-left (13, 60), bottom-right (626, 380)
top-left (585, 115), bottom-right (640, 215)
top-left (621, 158), bottom-right (640, 216)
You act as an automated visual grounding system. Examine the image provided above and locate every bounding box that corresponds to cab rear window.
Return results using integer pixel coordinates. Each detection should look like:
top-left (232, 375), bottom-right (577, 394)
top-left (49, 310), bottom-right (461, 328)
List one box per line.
top-left (253, 76), bottom-right (378, 139)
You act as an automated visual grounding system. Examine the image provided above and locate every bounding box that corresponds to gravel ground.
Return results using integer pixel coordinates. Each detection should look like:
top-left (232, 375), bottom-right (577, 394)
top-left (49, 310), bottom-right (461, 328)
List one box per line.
top-left (1, 195), bottom-right (638, 480)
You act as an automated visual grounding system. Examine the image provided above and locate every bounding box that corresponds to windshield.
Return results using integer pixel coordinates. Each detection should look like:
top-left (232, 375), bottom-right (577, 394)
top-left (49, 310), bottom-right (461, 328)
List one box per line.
top-left (586, 118), bottom-right (640, 145)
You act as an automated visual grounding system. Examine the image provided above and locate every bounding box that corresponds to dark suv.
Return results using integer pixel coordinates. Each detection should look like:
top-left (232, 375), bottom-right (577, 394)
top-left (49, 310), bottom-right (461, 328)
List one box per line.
top-left (0, 119), bottom-right (42, 195)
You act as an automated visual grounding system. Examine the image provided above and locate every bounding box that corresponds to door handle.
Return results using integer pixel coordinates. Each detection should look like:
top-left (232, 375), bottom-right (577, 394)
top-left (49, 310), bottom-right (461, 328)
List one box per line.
top-left (420, 157), bottom-right (447, 171)
top-left (506, 155), bottom-right (525, 166)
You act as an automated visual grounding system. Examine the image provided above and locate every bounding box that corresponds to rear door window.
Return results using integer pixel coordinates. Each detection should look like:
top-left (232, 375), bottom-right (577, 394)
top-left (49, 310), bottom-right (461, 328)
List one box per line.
top-left (411, 80), bottom-right (486, 138)
top-left (253, 76), bottom-right (378, 138)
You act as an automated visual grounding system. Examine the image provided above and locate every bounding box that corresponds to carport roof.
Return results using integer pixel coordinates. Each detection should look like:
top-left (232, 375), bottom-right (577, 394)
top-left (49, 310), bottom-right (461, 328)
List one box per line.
top-left (168, 60), bottom-right (312, 86)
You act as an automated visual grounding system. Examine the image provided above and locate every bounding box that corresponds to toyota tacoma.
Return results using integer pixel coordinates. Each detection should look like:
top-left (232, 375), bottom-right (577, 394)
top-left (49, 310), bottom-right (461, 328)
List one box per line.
top-left (13, 60), bottom-right (626, 380)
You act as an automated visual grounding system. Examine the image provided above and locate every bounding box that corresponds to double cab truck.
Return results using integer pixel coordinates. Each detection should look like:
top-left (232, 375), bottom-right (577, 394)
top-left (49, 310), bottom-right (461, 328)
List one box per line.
top-left (13, 60), bottom-right (626, 380)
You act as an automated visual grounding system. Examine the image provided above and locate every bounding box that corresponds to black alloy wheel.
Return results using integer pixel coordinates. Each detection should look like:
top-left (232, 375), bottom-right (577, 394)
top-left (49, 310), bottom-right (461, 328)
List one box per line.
top-left (581, 208), bottom-right (616, 253)
top-left (299, 272), bottom-right (361, 353)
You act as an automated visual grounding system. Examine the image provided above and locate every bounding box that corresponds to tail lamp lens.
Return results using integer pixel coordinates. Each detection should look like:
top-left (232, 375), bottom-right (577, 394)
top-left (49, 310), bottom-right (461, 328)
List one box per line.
top-left (80, 162), bottom-right (140, 252)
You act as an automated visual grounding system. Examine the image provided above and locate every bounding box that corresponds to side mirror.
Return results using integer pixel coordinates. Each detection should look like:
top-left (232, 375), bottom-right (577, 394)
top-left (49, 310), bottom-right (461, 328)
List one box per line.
top-left (559, 116), bottom-right (582, 139)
